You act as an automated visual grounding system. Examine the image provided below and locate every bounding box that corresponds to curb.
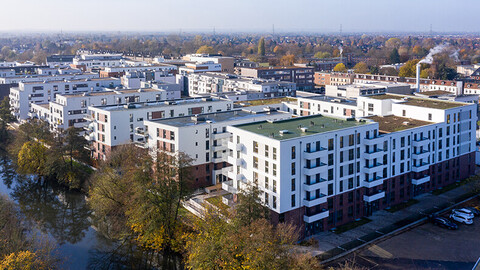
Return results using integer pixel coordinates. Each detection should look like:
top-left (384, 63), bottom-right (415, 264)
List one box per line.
top-left (319, 193), bottom-right (479, 265)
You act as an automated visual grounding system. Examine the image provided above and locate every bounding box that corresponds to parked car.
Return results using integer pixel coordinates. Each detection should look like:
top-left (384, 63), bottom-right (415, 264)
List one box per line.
top-left (450, 213), bottom-right (474, 225)
top-left (464, 207), bottom-right (480, 216)
top-left (432, 217), bottom-right (458, 230)
top-left (452, 208), bottom-right (474, 219)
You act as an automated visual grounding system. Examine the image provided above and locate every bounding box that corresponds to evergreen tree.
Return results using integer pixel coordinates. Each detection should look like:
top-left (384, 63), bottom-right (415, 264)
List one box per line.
top-left (258, 37), bottom-right (265, 56)
top-left (389, 48), bottom-right (400, 64)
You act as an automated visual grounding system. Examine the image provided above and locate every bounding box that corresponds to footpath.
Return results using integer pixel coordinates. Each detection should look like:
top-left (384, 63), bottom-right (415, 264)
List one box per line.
top-left (299, 178), bottom-right (480, 263)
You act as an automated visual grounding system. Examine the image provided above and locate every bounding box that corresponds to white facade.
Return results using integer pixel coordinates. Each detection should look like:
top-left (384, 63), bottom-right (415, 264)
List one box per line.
top-left (86, 98), bottom-right (234, 160)
top-left (10, 77), bottom-right (121, 120)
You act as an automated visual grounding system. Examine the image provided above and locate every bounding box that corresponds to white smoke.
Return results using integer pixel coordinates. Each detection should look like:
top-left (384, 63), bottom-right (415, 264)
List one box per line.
top-left (418, 43), bottom-right (451, 64)
top-left (338, 46), bottom-right (343, 56)
top-left (449, 49), bottom-right (460, 62)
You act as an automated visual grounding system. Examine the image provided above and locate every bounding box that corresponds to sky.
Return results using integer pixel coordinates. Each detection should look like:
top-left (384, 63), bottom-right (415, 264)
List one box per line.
top-left (0, 0), bottom-right (479, 33)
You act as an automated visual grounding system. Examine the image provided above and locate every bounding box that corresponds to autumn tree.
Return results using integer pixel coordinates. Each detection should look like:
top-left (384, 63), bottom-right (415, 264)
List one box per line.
top-left (196, 45), bottom-right (215, 54)
top-left (258, 37), bottom-right (265, 56)
top-left (333, 63), bottom-right (347, 72)
top-left (398, 59), bottom-right (420, 77)
top-left (17, 141), bottom-right (48, 175)
top-left (353, 62), bottom-right (368, 74)
top-left (235, 185), bottom-right (270, 227)
top-left (280, 54), bottom-right (295, 66)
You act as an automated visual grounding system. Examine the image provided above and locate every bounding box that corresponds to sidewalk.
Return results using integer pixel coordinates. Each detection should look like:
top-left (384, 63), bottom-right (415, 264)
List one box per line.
top-left (304, 179), bottom-right (479, 261)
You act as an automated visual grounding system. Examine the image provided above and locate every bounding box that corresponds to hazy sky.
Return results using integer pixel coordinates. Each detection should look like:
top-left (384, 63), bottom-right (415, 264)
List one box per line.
top-left (1, 0), bottom-right (478, 33)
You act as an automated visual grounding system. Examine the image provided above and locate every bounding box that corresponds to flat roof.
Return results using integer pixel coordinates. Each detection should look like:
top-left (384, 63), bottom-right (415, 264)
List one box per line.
top-left (249, 66), bottom-right (313, 71)
top-left (93, 98), bottom-right (226, 112)
top-left (146, 110), bottom-right (288, 127)
top-left (62, 88), bottom-right (161, 97)
top-left (366, 94), bottom-right (465, 109)
top-left (366, 115), bottom-right (434, 133)
top-left (415, 90), bottom-right (452, 96)
top-left (235, 97), bottom-right (295, 107)
top-left (300, 95), bottom-right (357, 106)
top-left (235, 114), bottom-right (370, 140)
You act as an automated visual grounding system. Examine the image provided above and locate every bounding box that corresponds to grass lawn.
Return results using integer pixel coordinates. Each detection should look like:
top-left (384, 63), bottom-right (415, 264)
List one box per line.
top-left (332, 217), bottom-right (372, 234)
top-left (205, 196), bottom-right (230, 212)
top-left (235, 97), bottom-right (295, 107)
top-left (385, 199), bottom-right (419, 213)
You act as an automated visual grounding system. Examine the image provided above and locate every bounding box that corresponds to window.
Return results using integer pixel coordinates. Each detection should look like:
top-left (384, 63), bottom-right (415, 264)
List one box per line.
top-left (340, 136), bottom-right (344, 148)
top-left (368, 103), bottom-right (374, 112)
top-left (328, 153), bottom-right (334, 166)
top-left (291, 162), bottom-right (296, 175)
top-left (428, 113), bottom-right (432, 121)
top-left (273, 147), bottom-right (277, 160)
top-left (265, 161), bottom-right (269, 173)
top-left (349, 134), bottom-right (354, 146)
top-left (328, 183), bottom-right (333, 195)
top-left (265, 145), bottom-right (269, 157)
top-left (402, 110), bottom-right (406, 116)
top-left (291, 146), bottom-right (296, 159)
top-left (328, 139), bottom-right (334, 150)
top-left (273, 164), bottom-right (277, 176)
top-left (291, 178), bottom-right (295, 191)
top-left (265, 177), bottom-right (269, 189)
top-left (253, 157), bottom-right (258, 169)
top-left (253, 141), bottom-right (258, 153)
top-left (291, 194), bottom-right (296, 207)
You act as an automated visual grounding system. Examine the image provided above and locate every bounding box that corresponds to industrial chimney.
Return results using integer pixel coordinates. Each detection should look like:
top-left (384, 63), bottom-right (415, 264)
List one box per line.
top-left (415, 62), bottom-right (421, 92)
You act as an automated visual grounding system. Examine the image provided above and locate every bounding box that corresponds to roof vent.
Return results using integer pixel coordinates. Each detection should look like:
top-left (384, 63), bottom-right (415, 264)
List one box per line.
top-left (300, 127), bottom-right (308, 132)
top-left (258, 125), bottom-right (263, 129)
top-left (402, 121), bottom-right (410, 125)
top-left (279, 130), bottom-right (289, 135)
top-left (310, 121), bottom-right (315, 126)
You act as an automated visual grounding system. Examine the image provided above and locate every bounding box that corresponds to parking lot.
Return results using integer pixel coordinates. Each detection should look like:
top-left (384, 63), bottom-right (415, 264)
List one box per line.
top-left (330, 203), bottom-right (480, 270)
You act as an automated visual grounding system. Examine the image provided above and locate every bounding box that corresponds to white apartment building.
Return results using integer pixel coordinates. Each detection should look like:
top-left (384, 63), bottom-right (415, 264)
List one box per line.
top-left (143, 109), bottom-right (292, 188)
top-left (182, 54), bottom-right (235, 73)
top-left (0, 73), bottom-right (99, 85)
top-left (325, 82), bottom-right (410, 99)
top-left (224, 96), bottom-right (476, 236)
top-left (72, 52), bottom-right (124, 69)
top-left (9, 77), bottom-right (121, 120)
top-left (178, 62), bottom-right (222, 75)
top-left (30, 88), bottom-right (173, 131)
top-left (121, 70), bottom-right (176, 89)
top-left (86, 98), bottom-right (233, 160)
top-left (187, 72), bottom-right (296, 98)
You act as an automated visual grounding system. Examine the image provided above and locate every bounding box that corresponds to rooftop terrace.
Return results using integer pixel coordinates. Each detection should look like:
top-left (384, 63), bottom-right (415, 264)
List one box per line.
top-left (235, 114), bottom-right (371, 140)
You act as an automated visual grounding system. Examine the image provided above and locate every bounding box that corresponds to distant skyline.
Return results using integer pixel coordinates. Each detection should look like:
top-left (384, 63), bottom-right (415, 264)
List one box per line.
top-left (1, 0), bottom-right (479, 33)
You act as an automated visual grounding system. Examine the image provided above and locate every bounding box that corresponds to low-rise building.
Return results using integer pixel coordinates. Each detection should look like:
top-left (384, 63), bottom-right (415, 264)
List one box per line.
top-left (183, 54), bottom-right (235, 74)
top-left (325, 82), bottom-right (411, 99)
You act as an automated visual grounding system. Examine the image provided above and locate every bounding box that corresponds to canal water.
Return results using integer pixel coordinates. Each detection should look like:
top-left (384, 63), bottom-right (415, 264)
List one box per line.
top-left (0, 150), bottom-right (144, 269)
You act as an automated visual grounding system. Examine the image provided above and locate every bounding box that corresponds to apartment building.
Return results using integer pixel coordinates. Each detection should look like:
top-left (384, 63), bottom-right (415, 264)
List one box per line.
top-left (187, 72), bottom-right (296, 98)
top-left (241, 66), bottom-right (314, 91)
top-left (10, 77), bottom-right (121, 120)
top-left (72, 52), bottom-right (124, 70)
top-left (143, 109), bottom-right (292, 188)
top-left (86, 98), bottom-right (233, 160)
top-left (325, 82), bottom-right (411, 99)
top-left (287, 96), bottom-right (358, 118)
top-left (178, 62), bottom-right (222, 75)
top-left (100, 64), bottom-right (177, 78)
top-left (183, 54), bottom-right (235, 74)
top-left (30, 88), bottom-right (173, 131)
top-left (224, 97), bottom-right (476, 236)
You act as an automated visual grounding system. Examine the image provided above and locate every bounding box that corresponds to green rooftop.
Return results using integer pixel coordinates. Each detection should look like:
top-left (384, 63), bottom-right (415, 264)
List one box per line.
top-left (367, 94), bottom-right (465, 109)
top-left (235, 115), bottom-right (371, 140)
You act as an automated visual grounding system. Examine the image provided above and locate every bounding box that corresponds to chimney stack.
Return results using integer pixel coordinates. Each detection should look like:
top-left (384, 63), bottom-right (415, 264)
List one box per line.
top-left (415, 63), bottom-right (421, 92)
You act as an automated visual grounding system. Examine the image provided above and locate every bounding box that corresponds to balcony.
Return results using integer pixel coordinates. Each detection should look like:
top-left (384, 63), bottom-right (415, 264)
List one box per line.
top-left (412, 175), bottom-right (430, 185)
top-left (362, 176), bottom-right (384, 188)
top-left (412, 162), bottom-right (429, 172)
top-left (212, 132), bottom-right (230, 140)
top-left (303, 147), bottom-right (326, 159)
top-left (364, 135), bottom-right (385, 145)
top-left (135, 127), bottom-right (148, 138)
top-left (363, 191), bottom-right (385, 202)
top-left (227, 156), bottom-right (243, 167)
top-left (364, 148), bottom-right (384, 159)
top-left (303, 194), bottom-right (327, 207)
top-left (227, 171), bottom-right (244, 182)
top-left (212, 144), bottom-right (226, 152)
top-left (303, 163), bottom-right (328, 175)
top-left (227, 141), bottom-right (243, 152)
top-left (304, 210), bottom-right (329, 223)
top-left (412, 149), bottom-right (429, 160)
top-left (222, 180), bottom-right (237, 194)
top-left (212, 156), bottom-right (224, 163)
top-left (412, 137), bottom-right (429, 147)
top-left (363, 162), bottom-right (384, 174)
top-left (303, 178), bottom-right (328, 192)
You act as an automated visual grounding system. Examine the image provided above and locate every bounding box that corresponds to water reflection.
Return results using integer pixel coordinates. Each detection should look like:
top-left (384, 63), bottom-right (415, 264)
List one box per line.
top-left (11, 176), bottom-right (91, 245)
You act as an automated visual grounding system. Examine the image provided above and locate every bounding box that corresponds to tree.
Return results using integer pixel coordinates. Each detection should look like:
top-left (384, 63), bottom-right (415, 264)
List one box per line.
top-left (398, 59), bottom-right (420, 77)
top-left (280, 54), bottom-right (295, 66)
top-left (436, 62), bottom-right (457, 80)
top-left (185, 186), bottom-right (320, 270)
top-left (17, 141), bottom-right (48, 175)
top-left (353, 62), bottom-right (368, 74)
top-left (379, 67), bottom-right (399, 76)
top-left (258, 37), bottom-right (265, 56)
top-left (196, 45), bottom-right (215, 54)
top-left (333, 63), bottom-right (347, 72)
top-left (314, 51), bottom-right (331, 59)
top-left (385, 37), bottom-right (401, 49)
top-left (0, 251), bottom-right (49, 270)
top-left (0, 96), bottom-right (13, 123)
top-left (389, 48), bottom-right (400, 64)
top-left (235, 185), bottom-right (270, 227)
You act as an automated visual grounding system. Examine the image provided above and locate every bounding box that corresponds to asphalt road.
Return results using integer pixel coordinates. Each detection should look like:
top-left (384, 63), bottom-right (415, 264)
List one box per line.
top-left (329, 213), bottom-right (480, 270)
